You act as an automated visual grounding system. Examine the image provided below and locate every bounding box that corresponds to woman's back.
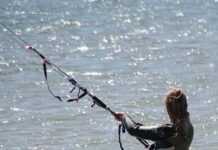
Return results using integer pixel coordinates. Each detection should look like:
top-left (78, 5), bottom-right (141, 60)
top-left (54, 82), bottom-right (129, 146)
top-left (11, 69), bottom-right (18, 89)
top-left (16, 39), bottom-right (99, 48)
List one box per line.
top-left (168, 118), bottom-right (194, 150)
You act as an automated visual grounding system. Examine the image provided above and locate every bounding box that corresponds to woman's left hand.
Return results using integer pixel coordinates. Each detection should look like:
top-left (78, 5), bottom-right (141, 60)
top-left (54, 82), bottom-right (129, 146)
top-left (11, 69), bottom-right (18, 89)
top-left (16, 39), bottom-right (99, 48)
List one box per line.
top-left (114, 112), bottom-right (125, 122)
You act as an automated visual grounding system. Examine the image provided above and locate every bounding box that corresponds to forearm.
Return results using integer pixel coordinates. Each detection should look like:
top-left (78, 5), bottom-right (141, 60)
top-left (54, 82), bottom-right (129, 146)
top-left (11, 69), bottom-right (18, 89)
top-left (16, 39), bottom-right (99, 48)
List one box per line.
top-left (122, 115), bottom-right (175, 141)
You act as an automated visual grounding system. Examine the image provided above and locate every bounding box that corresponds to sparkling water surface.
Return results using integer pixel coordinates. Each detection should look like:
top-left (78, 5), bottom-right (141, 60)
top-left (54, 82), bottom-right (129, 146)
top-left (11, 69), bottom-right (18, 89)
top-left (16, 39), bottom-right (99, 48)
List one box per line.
top-left (0, 0), bottom-right (218, 150)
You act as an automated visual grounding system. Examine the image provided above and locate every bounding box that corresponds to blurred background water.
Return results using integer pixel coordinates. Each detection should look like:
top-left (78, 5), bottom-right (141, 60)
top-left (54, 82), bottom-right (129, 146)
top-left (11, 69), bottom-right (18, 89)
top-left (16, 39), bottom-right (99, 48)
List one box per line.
top-left (0, 0), bottom-right (218, 149)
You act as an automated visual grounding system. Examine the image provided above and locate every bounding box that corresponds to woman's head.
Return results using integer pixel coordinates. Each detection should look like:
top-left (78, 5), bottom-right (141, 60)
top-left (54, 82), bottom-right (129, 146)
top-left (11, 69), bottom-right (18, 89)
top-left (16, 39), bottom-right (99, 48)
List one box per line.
top-left (165, 88), bottom-right (189, 123)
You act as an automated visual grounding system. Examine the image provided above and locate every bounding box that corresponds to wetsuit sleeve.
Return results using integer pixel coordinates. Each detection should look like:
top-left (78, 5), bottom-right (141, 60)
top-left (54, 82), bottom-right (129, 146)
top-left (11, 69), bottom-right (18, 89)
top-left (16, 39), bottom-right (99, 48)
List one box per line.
top-left (122, 115), bottom-right (176, 141)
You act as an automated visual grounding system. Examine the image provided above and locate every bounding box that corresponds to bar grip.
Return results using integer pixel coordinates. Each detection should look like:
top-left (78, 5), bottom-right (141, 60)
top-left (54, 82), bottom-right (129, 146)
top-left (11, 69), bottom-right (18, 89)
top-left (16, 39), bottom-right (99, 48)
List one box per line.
top-left (92, 96), bottom-right (107, 109)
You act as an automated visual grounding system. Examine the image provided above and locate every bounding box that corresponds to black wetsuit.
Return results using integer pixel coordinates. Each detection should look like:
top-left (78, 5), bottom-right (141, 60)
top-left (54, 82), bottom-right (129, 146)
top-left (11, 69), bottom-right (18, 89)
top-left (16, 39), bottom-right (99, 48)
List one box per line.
top-left (122, 115), bottom-right (193, 150)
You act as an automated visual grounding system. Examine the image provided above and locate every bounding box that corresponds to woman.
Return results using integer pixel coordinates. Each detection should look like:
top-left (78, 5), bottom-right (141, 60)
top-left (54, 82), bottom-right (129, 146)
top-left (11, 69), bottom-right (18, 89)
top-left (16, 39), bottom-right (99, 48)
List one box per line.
top-left (114, 88), bottom-right (194, 150)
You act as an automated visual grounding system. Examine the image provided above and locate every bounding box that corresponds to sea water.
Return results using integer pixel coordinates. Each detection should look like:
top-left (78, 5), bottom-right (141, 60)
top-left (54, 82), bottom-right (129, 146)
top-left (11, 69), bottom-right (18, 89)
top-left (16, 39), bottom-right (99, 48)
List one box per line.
top-left (0, 0), bottom-right (218, 149)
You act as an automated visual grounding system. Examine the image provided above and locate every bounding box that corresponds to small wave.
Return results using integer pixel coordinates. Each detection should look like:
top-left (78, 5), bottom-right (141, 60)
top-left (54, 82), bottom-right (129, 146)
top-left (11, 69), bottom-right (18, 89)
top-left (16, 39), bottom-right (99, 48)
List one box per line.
top-left (71, 35), bottom-right (80, 41)
top-left (25, 27), bottom-right (34, 33)
top-left (77, 46), bottom-right (89, 52)
top-left (48, 35), bottom-right (57, 41)
top-left (86, 0), bottom-right (98, 3)
top-left (10, 107), bottom-right (24, 112)
top-left (0, 60), bottom-right (24, 75)
top-left (0, 108), bottom-right (5, 112)
top-left (55, 19), bottom-right (81, 28)
top-left (128, 29), bottom-right (149, 36)
top-left (83, 72), bottom-right (103, 76)
top-left (39, 25), bottom-right (54, 33)
top-left (107, 79), bottom-right (115, 86)
top-left (176, 12), bottom-right (184, 17)
top-left (102, 56), bottom-right (114, 61)
top-left (0, 61), bottom-right (10, 67)
top-left (1, 120), bottom-right (9, 124)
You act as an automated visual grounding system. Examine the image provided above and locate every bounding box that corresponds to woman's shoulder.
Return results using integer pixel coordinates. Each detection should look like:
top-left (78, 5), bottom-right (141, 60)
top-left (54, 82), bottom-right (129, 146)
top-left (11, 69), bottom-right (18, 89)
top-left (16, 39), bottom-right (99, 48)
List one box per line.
top-left (156, 123), bottom-right (177, 138)
top-left (167, 119), bottom-right (194, 148)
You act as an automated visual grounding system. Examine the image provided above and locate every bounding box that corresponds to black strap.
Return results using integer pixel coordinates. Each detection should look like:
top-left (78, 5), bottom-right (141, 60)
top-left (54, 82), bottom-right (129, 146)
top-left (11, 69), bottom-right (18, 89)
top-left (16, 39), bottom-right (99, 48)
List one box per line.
top-left (118, 121), bottom-right (150, 150)
top-left (118, 124), bottom-right (125, 150)
top-left (42, 60), bottom-right (63, 101)
top-left (136, 137), bottom-right (150, 149)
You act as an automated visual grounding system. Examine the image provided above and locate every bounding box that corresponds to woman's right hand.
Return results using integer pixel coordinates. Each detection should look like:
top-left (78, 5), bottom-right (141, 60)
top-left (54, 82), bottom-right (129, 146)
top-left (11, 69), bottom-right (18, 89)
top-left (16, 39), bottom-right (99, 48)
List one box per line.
top-left (114, 112), bottom-right (125, 122)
